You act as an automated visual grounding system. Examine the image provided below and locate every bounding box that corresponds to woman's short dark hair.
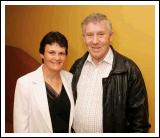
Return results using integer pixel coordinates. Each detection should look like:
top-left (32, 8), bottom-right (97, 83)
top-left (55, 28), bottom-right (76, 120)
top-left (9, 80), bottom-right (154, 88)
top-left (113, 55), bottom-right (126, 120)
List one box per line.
top-left (39, 31), bottom-right (68, 55)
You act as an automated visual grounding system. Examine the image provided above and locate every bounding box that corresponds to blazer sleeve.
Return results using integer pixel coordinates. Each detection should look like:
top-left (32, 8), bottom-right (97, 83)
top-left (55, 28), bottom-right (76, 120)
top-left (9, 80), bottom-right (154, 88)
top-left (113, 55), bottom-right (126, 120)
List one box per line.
top-left (13, 78), bottom-right (30, 132)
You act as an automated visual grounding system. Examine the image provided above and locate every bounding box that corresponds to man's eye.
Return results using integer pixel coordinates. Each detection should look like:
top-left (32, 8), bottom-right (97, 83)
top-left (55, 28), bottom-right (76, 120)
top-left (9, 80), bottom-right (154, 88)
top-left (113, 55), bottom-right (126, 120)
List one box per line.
top-left (86, 34), bottom-right (93, 37)
top-left (98, 33), bottom-right (104, 36)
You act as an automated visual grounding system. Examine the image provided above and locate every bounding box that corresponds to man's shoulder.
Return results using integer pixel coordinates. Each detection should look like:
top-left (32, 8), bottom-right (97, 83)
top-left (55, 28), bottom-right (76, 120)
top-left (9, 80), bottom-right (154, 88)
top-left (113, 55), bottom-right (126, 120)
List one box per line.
top-left (75, 52), bottom-right (89, 62)
top-left (72, 52), bottom-right (89, 66)
top-left (114, 49), bottom-right (138, 66)
top-left (112, 48), bottom-right (141, 74)
top-left (121, 54), bottom-right (139, 69)
top-left (70, 52), bottom-right (89, 73)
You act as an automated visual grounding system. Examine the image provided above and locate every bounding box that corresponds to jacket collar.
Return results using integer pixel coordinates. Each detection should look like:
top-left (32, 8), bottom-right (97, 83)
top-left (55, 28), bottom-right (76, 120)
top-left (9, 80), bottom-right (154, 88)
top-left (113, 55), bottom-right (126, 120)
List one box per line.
top-left (110, 46), bottom-right (128, 74)
top-left (79, 46), bottom-right (128, 75)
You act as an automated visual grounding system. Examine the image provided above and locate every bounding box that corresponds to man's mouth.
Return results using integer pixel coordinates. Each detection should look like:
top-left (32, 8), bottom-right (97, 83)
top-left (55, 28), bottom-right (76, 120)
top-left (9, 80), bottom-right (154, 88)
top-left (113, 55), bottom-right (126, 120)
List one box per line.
top-left (91, 47), bottom-right (101, 52)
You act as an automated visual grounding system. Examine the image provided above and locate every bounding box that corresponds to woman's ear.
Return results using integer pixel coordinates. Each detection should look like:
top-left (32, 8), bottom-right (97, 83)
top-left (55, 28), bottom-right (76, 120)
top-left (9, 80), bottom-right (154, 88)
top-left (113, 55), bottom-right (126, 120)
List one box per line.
top-left (40, 54), bottom-right (44, 63)
top-left (40, 54), bottom-right (44, 59)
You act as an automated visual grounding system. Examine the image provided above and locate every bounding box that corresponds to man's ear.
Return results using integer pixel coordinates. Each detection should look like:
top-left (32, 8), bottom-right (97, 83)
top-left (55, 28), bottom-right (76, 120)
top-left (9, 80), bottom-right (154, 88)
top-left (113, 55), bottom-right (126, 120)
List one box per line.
top-left (109, 32), bottom-right (113, 43)
top-left (82, 33), bottom-right (86, 42)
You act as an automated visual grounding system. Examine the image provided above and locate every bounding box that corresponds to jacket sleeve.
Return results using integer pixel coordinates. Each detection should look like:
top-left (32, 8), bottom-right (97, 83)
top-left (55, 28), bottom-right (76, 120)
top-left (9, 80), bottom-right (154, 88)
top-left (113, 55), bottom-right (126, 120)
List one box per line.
top-left (127, 64), bottom-right (151, 132)
top-left (13, 78), bottom-right (30, 132)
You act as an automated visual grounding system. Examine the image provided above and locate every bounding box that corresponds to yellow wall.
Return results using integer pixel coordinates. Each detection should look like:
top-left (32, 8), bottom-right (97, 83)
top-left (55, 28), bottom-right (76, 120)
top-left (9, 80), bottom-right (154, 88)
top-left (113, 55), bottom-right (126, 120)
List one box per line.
top-left (5, 5), bottom-right (155, 132)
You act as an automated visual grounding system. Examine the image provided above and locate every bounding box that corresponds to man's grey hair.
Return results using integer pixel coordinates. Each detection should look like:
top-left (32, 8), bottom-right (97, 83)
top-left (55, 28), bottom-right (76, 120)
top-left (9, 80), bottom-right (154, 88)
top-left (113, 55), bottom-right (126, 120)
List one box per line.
top-left (81, 13), bottom-right (112, 34)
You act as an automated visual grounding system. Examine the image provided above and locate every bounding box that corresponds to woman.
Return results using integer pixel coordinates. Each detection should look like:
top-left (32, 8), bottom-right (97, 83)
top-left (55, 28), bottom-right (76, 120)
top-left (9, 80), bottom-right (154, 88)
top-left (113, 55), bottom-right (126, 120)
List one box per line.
top-left (13, 31), bottom-right (74, 133)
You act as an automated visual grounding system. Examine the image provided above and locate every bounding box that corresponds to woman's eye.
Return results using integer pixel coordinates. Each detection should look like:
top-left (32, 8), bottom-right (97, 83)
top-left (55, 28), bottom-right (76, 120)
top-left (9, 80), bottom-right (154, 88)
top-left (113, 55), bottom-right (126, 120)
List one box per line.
top-left (49, 52), bottom-right (56, 55)
top-left (59, 52), bottom-right (66, 56)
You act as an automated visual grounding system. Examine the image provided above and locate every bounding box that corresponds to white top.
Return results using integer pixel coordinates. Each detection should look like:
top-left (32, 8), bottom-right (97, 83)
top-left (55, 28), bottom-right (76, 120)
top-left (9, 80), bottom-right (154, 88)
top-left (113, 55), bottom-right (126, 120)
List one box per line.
top-left (73, 47), bottom-right (113, 132)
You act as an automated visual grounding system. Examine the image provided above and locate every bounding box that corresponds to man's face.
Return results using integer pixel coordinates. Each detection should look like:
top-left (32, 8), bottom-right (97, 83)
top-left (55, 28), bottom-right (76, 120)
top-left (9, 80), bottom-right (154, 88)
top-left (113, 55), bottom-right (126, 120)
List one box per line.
top-left (83, 20), bottom-right (112, 64)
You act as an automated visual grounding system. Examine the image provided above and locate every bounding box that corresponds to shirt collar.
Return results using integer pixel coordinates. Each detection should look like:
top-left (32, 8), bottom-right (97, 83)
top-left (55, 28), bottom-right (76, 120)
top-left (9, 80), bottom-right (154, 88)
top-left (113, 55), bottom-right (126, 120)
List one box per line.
top-left (85, 47), bottom-right (113, 65)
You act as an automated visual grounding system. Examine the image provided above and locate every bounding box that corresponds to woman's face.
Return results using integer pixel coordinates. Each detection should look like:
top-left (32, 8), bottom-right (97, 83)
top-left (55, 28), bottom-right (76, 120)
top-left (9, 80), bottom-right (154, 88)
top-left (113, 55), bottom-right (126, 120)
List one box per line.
top-left (40, 43), bottom-right (66, 72)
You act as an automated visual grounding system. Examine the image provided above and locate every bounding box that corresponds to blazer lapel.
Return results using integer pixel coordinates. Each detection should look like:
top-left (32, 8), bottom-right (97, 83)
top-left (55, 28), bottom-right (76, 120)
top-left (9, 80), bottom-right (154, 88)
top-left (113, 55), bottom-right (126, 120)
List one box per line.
top-left (31, 65), bottom-right (52, 132)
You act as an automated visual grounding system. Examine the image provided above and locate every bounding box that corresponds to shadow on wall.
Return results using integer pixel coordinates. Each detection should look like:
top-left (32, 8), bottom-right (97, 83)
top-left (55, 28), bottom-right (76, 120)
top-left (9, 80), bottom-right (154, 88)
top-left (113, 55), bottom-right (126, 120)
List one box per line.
top-left (5, 45), bottom-right (40, 133)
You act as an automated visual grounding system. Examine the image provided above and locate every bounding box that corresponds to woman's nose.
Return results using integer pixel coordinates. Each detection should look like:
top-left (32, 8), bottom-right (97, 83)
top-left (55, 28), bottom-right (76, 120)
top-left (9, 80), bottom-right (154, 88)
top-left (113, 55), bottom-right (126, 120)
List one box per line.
top-left (54, 53), bottom-right (61, 60)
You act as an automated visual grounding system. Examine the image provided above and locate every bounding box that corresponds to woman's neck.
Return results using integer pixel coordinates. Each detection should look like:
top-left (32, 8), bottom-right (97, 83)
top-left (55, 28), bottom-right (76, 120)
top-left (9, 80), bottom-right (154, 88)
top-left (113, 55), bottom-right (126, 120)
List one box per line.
top-left (42, 65), bottom-right (62, 94)
top-left (42, 65), bottom-right (61, 82)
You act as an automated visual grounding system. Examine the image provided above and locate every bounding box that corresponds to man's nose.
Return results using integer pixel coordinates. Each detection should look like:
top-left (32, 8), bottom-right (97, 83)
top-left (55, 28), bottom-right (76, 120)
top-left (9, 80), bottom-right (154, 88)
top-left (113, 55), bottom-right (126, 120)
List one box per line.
top-left (93, 35), bottom-right (98, 44)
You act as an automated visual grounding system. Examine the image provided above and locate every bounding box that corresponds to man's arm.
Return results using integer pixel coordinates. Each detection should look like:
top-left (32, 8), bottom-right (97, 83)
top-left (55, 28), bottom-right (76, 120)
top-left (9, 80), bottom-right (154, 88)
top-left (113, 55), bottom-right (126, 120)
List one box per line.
top-left (126, 64), bottom-right (151, 132)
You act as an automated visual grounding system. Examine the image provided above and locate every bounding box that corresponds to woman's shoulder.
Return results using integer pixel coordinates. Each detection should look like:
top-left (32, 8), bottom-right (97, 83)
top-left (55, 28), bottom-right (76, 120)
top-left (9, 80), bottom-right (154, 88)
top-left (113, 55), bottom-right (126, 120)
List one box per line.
top-left (17, 71), bottom-right (35, 84)
top-left (17, 65), bottom-right (41, 83)
top-left (61, 70), bottom-right (73, 79)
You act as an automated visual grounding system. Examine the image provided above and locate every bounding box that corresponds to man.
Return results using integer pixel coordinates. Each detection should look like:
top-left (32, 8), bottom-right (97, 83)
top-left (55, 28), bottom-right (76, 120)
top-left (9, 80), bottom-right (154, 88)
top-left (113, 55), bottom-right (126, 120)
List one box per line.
top-left (70, 13), bottom-right (150, 133)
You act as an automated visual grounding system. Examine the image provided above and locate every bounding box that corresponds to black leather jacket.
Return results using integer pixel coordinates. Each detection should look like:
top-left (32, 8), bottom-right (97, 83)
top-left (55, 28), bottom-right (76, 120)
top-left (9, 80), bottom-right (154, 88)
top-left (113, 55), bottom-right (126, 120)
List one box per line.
top-left (70, 46), bottom-right (151, 132)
